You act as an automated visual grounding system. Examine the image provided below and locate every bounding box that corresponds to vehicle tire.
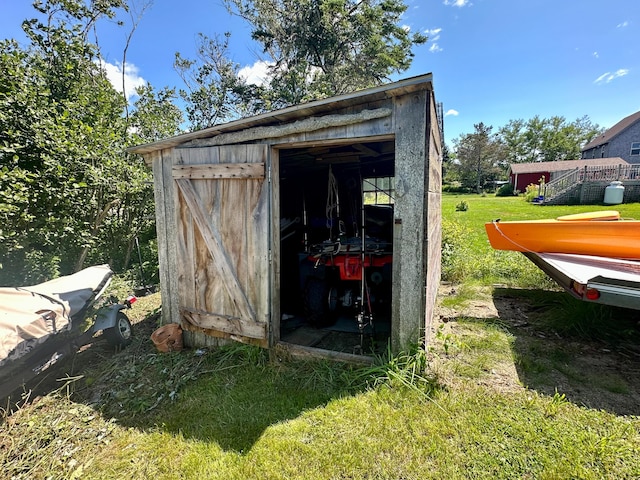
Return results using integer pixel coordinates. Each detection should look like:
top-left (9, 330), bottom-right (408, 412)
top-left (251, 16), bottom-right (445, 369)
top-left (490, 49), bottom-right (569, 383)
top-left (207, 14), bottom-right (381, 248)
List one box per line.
top-left (103, 311), bottom-right (133, 347)
top-left (304, 277), bottom-right (337, 327)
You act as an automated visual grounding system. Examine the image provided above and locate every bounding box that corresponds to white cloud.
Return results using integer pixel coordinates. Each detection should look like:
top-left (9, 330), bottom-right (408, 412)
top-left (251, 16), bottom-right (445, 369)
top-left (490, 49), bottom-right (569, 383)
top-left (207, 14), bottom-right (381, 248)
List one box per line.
top-left (444, 0), bottom-right (471, 7)
top-left (426, 28), bottom-right (443, 53)
top-left (617, 20), bottom-right (629, 28)
top-left (99, 60), bottom-right (146, 99)
top-left (444, 109), bottom-right (459, 117)
top-left (594, 69), bottom-right (629, 84)
top-left (593, 51), bottom-right (599, 59)
top-left (426, 28), bottom-right (442, 41)
top-left (238, 60), bottom-right (274, 86)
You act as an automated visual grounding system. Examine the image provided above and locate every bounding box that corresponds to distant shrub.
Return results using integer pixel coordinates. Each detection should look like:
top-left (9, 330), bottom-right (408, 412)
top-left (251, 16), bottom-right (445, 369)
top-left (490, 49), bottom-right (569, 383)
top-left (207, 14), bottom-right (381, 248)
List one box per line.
top-left (443, 183), bottom-right (473, 194)
top-left (455, 200), bottom-right (469, 211)
top-left (523, 184), bottom-right (540, 203)
top-left (496, 183), bottom-right (514, 197)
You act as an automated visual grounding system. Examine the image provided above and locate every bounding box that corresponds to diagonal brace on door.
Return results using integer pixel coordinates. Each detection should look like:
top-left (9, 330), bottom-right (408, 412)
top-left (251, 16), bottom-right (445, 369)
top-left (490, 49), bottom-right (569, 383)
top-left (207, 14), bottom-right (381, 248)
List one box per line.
top-left (175, 178), bottom-right (257, 323)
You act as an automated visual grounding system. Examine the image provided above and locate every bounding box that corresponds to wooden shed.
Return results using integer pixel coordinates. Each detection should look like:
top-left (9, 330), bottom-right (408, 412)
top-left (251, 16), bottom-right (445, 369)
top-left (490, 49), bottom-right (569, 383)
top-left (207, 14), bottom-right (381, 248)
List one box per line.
top-left (129, 74), bottom-right (442, 361)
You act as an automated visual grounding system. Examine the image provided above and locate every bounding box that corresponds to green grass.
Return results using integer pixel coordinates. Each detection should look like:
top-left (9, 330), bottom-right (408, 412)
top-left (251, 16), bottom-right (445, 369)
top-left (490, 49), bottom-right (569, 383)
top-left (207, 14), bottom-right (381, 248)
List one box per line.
top-left (3, 363), bottom-right (639, 479)
top-left (441, 194), bottom-right (640, 287)
top-left (3, 301), bottom-right (639, 479)
top-left (2, 195), bottom-right (640, 479)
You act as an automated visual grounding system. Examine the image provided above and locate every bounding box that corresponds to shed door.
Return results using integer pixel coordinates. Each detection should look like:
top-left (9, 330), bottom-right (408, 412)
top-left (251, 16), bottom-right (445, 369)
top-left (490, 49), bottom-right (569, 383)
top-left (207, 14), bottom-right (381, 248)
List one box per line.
top-left (173, 144), bottom-right (270, 347)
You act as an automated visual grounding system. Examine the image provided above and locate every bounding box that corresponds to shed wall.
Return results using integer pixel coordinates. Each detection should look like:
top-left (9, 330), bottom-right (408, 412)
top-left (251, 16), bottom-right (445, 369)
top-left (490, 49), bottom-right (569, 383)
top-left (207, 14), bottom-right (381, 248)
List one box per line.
top-left (147, 82), bottom-right (441, 355)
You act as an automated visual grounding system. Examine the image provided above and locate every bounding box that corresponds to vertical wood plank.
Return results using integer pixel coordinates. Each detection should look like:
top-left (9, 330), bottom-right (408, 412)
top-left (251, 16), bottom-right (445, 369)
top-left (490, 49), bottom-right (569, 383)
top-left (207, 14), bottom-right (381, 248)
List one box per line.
top-left (269, 147), bottom-right (281, 346)
top-left (150, 150), bottom-right (172, 326)
top-left (189, 147), bottom-right (220, 316)
top-left (175, 149), bottom-right (194, 323)
top-left (219, 145), bottom-right (247, 318)
top-left (424, 90), bottom-right (443, 347)
top-left (246, 144), bottom-right (270, 323)
top-left (391, 90), bottom-right (429, 353)
top-left (164, 148), bottom-right (181, 325)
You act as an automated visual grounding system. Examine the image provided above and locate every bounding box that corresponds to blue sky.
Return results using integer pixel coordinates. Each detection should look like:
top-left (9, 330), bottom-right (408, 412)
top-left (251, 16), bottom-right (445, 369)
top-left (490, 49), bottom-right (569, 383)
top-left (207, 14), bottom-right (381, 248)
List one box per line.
top-left (1, 0), bottom-right (639, 145)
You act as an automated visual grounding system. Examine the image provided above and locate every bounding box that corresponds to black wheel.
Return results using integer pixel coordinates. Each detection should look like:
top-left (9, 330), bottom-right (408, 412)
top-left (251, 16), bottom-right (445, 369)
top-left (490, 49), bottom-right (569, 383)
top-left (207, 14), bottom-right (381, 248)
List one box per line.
top-left (304, 277), bottom-right (337, 327)
top-left (103, 311), bottom-right (133, 347)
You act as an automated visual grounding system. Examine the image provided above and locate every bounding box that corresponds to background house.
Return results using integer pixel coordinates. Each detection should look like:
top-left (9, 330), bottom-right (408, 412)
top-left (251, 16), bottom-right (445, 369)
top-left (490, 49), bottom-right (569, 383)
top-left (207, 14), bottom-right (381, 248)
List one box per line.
top-left (508, 157), bottom-right (629, 192)
top-left (581, 110), bottom-right (640, 163)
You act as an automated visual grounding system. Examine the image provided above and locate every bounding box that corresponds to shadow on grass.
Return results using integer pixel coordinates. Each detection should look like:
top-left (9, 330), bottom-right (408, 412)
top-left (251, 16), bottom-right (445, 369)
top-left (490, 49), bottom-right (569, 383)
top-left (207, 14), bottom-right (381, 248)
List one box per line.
top-left (43, 311), bottom-right (374, 453)
top-left (492, 287), bottom-right (640, 416)
top-left (146, 354), bottom-right (363, 452)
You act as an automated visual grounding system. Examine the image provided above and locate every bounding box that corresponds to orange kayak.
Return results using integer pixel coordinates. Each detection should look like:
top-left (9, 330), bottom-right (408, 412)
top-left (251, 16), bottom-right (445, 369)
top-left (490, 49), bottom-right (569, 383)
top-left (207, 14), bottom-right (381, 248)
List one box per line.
top-left (485, 211), bottom-right (640, 259)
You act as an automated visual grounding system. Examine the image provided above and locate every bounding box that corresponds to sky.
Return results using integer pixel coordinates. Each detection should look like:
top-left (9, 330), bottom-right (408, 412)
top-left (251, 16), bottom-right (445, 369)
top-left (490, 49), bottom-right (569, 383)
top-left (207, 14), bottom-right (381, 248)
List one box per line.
top-left (1, 0), bottom-right (639, 145)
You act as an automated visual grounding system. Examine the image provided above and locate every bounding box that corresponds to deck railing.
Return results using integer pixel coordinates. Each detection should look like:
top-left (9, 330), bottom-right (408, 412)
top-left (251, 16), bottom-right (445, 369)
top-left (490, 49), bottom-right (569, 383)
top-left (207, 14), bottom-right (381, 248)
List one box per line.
top-left (542, 164), bottom-right (640, 203)
top-left (542, 168), bottom-right (580, 201)
top-left (578, 164), bottom-right (640, 182)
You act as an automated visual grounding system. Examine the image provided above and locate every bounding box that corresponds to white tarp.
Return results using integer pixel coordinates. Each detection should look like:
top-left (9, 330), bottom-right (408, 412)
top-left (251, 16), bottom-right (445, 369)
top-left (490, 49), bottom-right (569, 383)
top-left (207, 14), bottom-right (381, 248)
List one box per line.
top-left (0, 265), bottom-right (112, 365)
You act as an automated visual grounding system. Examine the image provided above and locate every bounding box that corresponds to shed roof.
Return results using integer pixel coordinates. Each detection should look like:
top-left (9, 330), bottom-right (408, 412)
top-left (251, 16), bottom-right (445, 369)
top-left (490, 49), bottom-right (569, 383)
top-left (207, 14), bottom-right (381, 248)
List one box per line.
top-left (509, 157), bottom-right (629, 175)
top-left (128, 73), bottom-right (434, 156)
top-left (582, 110), bottom-right (640, 151)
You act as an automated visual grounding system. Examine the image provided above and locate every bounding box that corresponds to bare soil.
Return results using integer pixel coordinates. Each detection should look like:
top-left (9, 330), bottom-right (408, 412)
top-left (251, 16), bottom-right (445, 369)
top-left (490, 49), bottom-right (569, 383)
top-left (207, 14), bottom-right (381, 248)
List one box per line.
top-left (433, 285), bottom-right (640, 417)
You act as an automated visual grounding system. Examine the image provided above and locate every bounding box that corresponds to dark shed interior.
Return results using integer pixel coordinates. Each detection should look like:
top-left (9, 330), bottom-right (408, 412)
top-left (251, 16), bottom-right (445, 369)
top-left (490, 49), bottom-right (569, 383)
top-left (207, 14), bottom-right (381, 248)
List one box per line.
top-left (277, 140), bottom-right (396, 355)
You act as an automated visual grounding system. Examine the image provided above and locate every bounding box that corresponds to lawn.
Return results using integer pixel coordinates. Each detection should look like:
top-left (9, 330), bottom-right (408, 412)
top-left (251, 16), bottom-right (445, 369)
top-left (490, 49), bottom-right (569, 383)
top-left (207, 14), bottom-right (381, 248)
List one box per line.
top-left (2, 194), bottom-right (640, 479)
top-left (441, 194), bottom-right (640, 286)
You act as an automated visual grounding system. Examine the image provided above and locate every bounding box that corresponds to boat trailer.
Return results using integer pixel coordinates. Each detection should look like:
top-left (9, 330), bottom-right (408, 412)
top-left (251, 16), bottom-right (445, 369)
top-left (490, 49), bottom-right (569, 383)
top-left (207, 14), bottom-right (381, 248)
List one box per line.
top-left (524, 252), bottom-right (640, 311)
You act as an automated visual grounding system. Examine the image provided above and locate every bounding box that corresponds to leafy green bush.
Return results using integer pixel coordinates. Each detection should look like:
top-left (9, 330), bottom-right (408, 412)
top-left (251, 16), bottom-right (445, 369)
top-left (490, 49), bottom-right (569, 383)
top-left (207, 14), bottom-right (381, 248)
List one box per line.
top-left (442, 183), bottom-right (473, 194)
top-left (496, 183), bottom-right (514, 197)
top-left (455, 200), bottom-right (469, 211)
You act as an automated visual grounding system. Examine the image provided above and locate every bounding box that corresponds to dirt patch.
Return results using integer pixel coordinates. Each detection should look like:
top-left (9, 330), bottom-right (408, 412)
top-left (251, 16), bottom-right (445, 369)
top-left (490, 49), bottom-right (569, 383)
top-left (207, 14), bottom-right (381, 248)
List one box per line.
top-left (433, 285), bottom-right (640, 417)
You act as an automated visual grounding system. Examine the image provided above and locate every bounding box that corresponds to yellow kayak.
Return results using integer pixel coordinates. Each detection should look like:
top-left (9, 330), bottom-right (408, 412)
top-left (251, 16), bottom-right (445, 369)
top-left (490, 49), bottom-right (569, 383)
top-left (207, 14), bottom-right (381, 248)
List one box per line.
top-left (485, 211), bottom-right (640, 259)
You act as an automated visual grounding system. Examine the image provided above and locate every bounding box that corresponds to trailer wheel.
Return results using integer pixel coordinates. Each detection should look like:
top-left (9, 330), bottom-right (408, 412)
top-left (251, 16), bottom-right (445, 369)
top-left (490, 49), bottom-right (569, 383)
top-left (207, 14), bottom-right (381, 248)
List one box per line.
top-left (103, 311), bottom-right (133, 347)
top-left (304, 277), bottom-right (337, 327)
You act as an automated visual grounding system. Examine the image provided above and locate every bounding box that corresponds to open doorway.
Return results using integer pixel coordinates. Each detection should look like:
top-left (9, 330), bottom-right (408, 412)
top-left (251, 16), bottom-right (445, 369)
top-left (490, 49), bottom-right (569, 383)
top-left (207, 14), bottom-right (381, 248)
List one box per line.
top-left (277, 139), bottom-right (395, 356)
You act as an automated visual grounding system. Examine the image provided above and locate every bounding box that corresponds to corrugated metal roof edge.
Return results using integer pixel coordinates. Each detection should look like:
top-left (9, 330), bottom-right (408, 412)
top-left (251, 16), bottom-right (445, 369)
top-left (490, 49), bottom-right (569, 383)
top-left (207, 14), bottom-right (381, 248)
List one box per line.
top-left (128, 73), bottom-right (434, 156)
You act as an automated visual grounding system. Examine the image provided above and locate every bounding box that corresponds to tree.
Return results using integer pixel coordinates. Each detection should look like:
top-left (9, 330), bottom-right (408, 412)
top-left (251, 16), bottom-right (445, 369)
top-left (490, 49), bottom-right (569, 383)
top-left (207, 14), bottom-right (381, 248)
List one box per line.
top-left (0, 0), bottom-right (181, 285)
top-left (452, 123), bottom-right (505, 193)
top-left (223, 0), bottom-right (426, 107)
top-left (175, 0), bottom-right (427, 130)
top-left (0, 0), bottom-right (127, 282)
top-left (129, 84), bottom-right (183, 143)
top-left (175, 32), bottom-right (266, 130)
top-left (499, 115), bottom-right (603, 164)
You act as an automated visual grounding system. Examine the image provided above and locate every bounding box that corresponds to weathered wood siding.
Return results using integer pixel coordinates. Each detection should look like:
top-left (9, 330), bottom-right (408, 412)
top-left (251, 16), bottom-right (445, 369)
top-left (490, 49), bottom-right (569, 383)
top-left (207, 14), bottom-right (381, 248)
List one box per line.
top-left (141, 74), bottom-right (442, 355)
top-left (154, 145), bottom-right (270, 347)
top-left (425, 90), bottom-right (443, 345)
top-left (392, 89), bottom-right (431, 350)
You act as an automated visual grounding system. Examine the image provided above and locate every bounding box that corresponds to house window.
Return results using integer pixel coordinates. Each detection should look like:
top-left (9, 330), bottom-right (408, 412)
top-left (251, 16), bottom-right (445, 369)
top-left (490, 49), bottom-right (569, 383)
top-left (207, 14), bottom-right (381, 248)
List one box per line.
top-left (631, 142), bottom-right (640, 156)
top-left (363, 177), bottom-right (395, 205)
